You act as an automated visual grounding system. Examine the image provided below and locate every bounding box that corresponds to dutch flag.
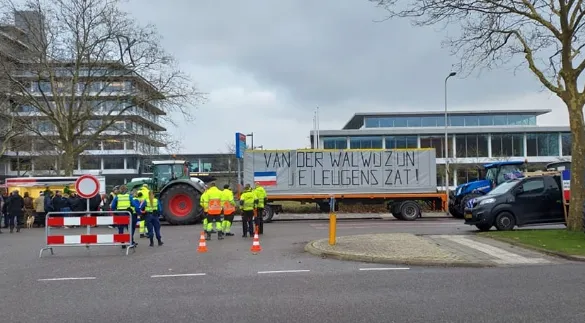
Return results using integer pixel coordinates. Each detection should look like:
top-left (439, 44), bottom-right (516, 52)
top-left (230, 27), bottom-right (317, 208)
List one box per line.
top-left (254, 171), bottom-right (277, 186)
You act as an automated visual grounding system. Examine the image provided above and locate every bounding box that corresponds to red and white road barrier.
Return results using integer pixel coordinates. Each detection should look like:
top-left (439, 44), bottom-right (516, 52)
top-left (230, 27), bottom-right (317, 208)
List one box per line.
top-left (39, 211), bottom-right (136, 258)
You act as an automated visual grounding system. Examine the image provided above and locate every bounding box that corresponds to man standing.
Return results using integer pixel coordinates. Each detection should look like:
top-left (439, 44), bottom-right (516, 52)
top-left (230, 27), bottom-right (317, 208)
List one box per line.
top-left (221, 184), bottom-right (236, 237)
top-left (239, 184), bottom-right (258, 238)
top-left (6, 190), bottom-right (24, 233)
top-left (145, 191), bottom-right (163, 247)
top-left (34, 191), bottom-right (45, 227)
top-left (202, 182), bottom-right (223, 240)
top-left (253, 183), bottom-right (267, 235)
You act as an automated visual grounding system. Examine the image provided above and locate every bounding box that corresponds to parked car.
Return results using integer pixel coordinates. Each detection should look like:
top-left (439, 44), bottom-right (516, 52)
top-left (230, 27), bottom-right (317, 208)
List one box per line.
top-left (464, 173), bottom-right (565, 231)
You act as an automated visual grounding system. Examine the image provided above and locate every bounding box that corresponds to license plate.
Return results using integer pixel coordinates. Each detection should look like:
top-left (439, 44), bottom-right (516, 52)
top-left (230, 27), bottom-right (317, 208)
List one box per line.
top-left (464, 212), bottom-right (472, 219)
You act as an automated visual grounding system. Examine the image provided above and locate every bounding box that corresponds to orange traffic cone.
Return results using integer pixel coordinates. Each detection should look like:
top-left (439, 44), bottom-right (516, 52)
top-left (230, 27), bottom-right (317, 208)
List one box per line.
top-left (250, 227), bottom-right (262, 254)
top-left (197, 231), bottom-right (208, 253)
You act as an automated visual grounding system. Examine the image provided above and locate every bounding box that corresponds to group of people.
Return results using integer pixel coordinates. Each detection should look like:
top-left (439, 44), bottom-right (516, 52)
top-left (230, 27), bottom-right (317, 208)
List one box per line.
top-left (0, 188), bottom-right (102, 233)
top-left (108, 184), bottom-right (163, 248)
top-left (200, 182), bottom-right (267, 241)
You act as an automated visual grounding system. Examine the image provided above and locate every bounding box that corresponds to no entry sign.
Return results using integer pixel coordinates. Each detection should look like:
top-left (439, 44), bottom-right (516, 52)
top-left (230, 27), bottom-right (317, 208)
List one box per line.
top-left (75, 174), bottom-right (100, 199)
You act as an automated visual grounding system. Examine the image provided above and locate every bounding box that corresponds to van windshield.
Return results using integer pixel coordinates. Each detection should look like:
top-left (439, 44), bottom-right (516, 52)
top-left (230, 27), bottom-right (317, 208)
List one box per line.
top-left (487, 180), bottom-right (518, 196)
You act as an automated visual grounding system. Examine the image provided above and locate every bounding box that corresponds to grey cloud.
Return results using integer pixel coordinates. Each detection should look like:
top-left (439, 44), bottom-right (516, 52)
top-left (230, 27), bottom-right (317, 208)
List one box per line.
top-left (127, 0), bottom-right (544, 112)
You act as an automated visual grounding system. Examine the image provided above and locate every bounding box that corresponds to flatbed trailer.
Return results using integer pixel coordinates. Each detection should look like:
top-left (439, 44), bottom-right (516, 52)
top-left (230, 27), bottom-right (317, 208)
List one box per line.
top-left (262, 192), bottom-right (447, 222)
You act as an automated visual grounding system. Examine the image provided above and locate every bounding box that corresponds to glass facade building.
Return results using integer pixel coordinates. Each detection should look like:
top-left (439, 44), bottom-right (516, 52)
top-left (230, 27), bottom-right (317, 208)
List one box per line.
top-left (314, 110), bottom-right (572, 188)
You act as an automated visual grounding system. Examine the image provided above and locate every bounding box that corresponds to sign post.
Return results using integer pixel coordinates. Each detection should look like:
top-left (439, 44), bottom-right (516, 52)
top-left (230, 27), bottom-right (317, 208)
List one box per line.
top-left (235, 132), bottom-right (247, 197)
top-left (75, 175), bottom-right (100, 236)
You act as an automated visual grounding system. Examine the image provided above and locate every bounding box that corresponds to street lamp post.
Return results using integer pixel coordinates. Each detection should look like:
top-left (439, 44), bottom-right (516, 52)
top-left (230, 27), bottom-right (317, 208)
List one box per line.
top-left (246, 133), bottom-right (254, 151)
top-left (444, 72), bottom-right (456, 215)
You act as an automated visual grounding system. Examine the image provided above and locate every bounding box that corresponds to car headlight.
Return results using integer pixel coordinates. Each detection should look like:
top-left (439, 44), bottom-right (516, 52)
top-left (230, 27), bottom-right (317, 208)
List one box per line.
top-left (479, 198), bottom-right (495, 205)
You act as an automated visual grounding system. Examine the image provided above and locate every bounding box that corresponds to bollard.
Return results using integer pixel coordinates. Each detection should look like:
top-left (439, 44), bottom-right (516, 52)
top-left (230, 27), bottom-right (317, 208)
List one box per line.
top-left (328, 197), bottom-right (336, 246)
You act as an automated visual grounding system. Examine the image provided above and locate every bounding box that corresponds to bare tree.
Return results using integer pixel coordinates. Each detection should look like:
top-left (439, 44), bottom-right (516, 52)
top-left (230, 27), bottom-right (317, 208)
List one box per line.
top-left (0, 0), bottom-right (205, 176)
top-left (371, 0), bottom-right (585, 231)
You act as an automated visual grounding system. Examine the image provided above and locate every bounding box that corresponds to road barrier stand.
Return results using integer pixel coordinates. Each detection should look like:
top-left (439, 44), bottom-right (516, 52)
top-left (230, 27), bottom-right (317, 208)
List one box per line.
top-left (39, 211), bottom-right (136, 258)
top-left (329, 197), bottom-right (337, 246)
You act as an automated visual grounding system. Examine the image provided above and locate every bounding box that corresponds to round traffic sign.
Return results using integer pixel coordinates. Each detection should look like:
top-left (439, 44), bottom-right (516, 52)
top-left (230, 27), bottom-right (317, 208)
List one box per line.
top-left (75, 174), bottom-right (100, 199)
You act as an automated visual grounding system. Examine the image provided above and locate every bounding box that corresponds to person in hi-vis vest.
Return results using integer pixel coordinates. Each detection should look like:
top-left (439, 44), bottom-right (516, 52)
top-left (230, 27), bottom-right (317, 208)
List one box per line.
top-left (220, 184), bottom-right (236, 236)
top-left (253, 183), bottom-right (267, 235)
top-left (145, 190), bottom-right (163, 247)
top-left (137, 184), bottom-right (150, 238)
top-left (201, 182), bottom-right (223, 240)
top-left (110, 185), bottom-right (141, 248)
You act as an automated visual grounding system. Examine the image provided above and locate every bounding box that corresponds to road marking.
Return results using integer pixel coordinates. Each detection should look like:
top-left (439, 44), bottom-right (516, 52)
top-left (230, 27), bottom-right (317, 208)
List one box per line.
top-left (440, 235), bottom-right (550, 264)
top-left (38, 277), bottom-right (96, 281)
top-left (257, 270), bottom-right (311, 274)
top-left (151, 273), bottom-right (206, 278)
top-left (359, 267), bottom-right (410, 271)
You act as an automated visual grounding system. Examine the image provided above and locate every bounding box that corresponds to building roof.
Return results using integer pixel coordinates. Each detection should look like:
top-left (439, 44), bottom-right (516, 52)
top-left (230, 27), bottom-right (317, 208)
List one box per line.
top-left (341, 109), bottom-right (553, 129)
top-left (313, 125), bottom-right (569, 137)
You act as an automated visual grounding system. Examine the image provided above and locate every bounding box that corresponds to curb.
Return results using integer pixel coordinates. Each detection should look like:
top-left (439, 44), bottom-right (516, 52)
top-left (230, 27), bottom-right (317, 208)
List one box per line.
top-left (304, 240), bottom-right (495, 268)
top-left (480, 235), bottom-right (585, 262)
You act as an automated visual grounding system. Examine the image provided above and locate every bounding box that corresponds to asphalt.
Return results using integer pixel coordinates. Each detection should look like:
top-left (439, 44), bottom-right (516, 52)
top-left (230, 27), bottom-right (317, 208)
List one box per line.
top-left (0, 216), bottom-right (582, 323)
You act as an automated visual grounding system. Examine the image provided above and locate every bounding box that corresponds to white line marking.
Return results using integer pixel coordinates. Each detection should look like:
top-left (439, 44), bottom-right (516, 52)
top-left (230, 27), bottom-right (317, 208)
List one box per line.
top-left (359, 267), bottom-right (410, 271)
top-left (38, 277), bottom-right (96, 281)
top-left (151, 273), bottom-right (206, 278)
top-left (440, 235), bottom-right (550, 264)
top-left (257, 270), bottom-right (311, 274)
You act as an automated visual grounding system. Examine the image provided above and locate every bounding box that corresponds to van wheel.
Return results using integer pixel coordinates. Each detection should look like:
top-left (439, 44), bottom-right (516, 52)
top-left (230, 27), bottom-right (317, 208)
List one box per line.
top-left (475, 223), bottom-right (492, 232)
top-left (495, 212), bottom-right (516, 231)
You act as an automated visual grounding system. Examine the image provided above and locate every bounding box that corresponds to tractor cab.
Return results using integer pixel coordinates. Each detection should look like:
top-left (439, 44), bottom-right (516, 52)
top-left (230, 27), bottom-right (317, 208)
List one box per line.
top-left (151, 160), bottom-right (191, 192)
top-left (482, 161), bottom-right (525, 188)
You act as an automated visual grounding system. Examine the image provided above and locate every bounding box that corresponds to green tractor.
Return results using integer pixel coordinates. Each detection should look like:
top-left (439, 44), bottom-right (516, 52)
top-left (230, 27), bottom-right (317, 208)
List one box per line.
top-left (126, 160), bottom-right (206, 225)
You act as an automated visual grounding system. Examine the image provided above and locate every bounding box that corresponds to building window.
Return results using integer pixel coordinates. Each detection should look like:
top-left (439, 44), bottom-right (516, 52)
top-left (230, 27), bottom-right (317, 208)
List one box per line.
top-left (464, 116), bottom-right (479, 126)
top-left (392, 118), bottom-right (407, 127)
top-left (478, 115), bottom-right (493, 126)
top-left (79, 156), bottom-right (101, 170)
top-left (455, 134), bottom-right (489, 158)
top-left (406, 117), bottom-right (421, 127)
top-left (455, 166), bottom-right (481, 186)
top-left (491, 134), bottom-right (524, 157)
top-left (350, 137), bottom-right (383, 149)
top-left (561, 132), bottom-right (571, 156)
top-left (34, 157), bottom-right (56, 171)
top-left (379, 118), bottom-right (393, 127)
top-left (508, 115), bottom-right (536, 125)
top-left (125, 140), bottom-right (135, 150)
top-left (421, 116), bottom-right (438, 127)
top-left (449, 116), bottom-right (465, 127)
top-left (493, 115), bottom-right (507, 125)
top-left (10, 158), bottom-right (32, 172)
top-left (323, 137), bottom-right (347, 149)
top-left (364, 118), bottom-right (379, 128)
top-left (436, 165), bottom-right (445, 187)
top-left (526, 133), bottom-right (559, 156)
top-left (420, 136), bottom-right (452, 158)
top-left (126, 157), bottom-right (138, 169)
top-left (76, 139), bottom-right (102, 150)
top-left (103, 139), bottom-right (124, 150)
top-left (103, 157), bottom-right (124, 169)
top-left (385, 136), bottom-right (417, 149)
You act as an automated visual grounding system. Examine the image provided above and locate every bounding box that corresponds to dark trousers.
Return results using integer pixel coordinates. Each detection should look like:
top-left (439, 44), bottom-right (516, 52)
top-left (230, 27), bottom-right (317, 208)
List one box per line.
top-left (146, 213), bottom-right (162, 242)
top-left (117, 212), bottom-right (138, 244)
top-left (255, 207), bottom-right (264, 234)
top-left (6, 213), bottom-right (22, 228)
top-left (242, 210), bottom-right (254, 236)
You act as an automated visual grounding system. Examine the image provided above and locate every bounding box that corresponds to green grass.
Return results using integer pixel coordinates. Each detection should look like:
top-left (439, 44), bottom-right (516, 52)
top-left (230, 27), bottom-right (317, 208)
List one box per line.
top-left (480, 229), bottom-right (585, 256)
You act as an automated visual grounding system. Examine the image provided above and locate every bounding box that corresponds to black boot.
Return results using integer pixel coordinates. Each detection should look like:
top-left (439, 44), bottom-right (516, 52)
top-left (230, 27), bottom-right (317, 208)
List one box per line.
top-left (205, 231), bottom-right (211, 241)
top-left (218, 231), bottom-right (224, 240)
top-left (140, 234), bottom-right (146, 238)
top-left (158, 239), bottom-right (164, 246)
top-left (149, 238), bottom-right (154, 247)
top-left (9, 225), bottom-right (14, 233)
top-left (16, 225), bottom-right (20, 233)
top-left (226, 232), bottom-right (234, 236)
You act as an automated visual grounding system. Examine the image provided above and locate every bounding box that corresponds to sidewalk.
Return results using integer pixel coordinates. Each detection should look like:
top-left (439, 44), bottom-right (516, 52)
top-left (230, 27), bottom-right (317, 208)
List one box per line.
top-left (305, 233), bottom-right (561, 267)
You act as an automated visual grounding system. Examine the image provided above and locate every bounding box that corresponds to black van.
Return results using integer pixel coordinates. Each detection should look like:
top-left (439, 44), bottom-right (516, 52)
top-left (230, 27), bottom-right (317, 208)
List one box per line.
top-left (464, 174), bottom-right (566, 231)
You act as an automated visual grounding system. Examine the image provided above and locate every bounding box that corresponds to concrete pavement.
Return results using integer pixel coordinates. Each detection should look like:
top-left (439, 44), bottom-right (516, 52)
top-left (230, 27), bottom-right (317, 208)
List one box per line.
top-left (0, 217), bottom-right (580, 323)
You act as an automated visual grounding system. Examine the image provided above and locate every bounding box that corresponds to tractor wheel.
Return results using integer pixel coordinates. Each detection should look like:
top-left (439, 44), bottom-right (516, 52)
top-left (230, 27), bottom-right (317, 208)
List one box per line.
top-left (161, 183), bottom-right (202, 225)
top-left (449, 205), bottom-right (464, 219)
top-left (459, 193), bottom-right (482, 215)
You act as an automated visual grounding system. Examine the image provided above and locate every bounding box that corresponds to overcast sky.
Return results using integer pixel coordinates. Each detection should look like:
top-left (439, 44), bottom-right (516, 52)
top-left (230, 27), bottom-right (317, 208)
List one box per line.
top-left (125, 0), bottom-right (570, 154)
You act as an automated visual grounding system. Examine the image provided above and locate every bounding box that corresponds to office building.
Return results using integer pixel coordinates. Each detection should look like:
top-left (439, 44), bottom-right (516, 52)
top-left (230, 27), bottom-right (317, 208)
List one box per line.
top-left (312, 109), bottom-right (571, 187)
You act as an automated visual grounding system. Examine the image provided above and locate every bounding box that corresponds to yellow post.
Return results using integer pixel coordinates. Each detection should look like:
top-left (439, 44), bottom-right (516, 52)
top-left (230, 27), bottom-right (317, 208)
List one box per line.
top-left (329, 212), bottom-right (337, 245)
top-left (328, 196), bottom-right (337, 245)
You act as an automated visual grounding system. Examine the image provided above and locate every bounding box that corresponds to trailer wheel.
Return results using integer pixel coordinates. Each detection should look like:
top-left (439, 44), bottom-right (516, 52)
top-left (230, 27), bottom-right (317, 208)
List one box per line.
top-left (389, 202), bottom-right (404, 220)
top-left (400, 201), bottom-right (421, 221)
top-left (262, 205), bottom-right (274, 223)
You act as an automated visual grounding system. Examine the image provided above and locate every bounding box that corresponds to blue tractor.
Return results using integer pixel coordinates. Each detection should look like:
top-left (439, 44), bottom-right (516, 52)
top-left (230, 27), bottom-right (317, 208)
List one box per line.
top-left (448, 160), bottom-right (525, 218)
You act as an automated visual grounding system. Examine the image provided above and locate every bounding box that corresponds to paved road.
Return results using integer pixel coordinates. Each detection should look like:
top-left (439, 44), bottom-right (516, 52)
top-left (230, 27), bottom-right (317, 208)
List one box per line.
top-left (0, 218), bottom-right (581, 323)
